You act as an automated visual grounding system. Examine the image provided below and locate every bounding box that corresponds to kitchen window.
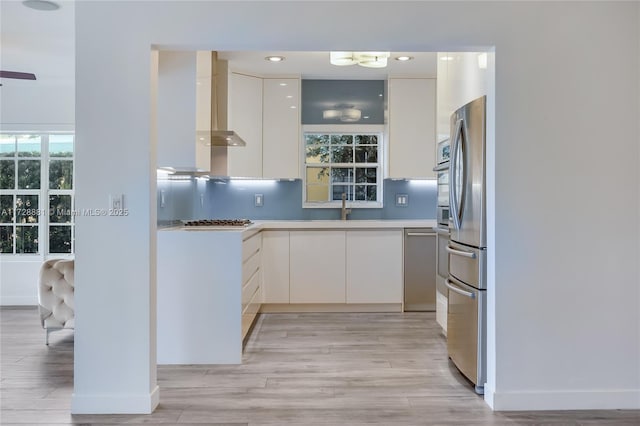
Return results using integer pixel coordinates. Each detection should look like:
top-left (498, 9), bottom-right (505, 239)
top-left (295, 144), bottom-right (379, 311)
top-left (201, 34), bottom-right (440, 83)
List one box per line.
top-left (303, 127), bottom-right (383, 208)
top-left (0, 133), bottom-right (75, 255)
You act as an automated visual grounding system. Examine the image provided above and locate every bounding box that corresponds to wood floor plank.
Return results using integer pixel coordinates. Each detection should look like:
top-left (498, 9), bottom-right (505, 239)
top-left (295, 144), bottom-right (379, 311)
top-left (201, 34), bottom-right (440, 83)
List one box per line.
top-left (2, 307), bottom-right (639, 425)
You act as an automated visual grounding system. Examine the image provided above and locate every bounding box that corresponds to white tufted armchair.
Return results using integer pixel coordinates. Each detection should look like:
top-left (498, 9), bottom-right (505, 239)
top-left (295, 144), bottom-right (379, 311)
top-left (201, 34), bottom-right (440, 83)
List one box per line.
top-left (38, 259), bottom-right (74, 345)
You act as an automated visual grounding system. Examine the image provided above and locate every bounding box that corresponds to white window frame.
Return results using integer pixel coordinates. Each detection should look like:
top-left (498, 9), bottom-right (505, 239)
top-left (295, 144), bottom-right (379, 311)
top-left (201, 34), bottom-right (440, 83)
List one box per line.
top-left (301, 124), bottom-right (385, 209)
top-left (0, 132), bottom-right (75, 258)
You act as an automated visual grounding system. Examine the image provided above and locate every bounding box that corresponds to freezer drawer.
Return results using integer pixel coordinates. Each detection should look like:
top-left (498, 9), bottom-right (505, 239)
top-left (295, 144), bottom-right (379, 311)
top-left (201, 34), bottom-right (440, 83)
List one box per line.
top-left (447, 240), bottom-right (486, 290)
top-left (404, 229), bottom-right (436, 311)
top-left (446, 276), bottom-right (486, 393)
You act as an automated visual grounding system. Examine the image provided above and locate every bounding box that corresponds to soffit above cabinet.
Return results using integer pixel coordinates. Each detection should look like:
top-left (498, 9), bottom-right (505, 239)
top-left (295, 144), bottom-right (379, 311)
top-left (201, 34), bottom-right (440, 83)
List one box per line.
top-left (218, 51), bottom-right (437, 79)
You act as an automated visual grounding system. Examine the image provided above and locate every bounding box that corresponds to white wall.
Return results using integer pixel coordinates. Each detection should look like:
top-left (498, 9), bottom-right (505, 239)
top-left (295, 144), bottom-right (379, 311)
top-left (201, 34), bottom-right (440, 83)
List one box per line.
top-left (73, 0), bottom-right (639, 414)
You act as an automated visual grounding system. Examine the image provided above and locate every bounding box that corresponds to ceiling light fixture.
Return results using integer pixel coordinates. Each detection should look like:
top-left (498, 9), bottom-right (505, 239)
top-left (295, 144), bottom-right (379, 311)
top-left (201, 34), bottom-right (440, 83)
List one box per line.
top-left (322, 110), bottom-right (340, 119)
top-left (265, 56), bottom-right (285, 62)
top-left (22, 0), bottom-right (60, 11)
top-left (395, 56), bottom-right (414, 62)
top-left (440, 56), bottom-right (454, 61)
top-left (330, 52), bottom-right (390, 68)
top-left (322, 105), bottom-right (362, 122)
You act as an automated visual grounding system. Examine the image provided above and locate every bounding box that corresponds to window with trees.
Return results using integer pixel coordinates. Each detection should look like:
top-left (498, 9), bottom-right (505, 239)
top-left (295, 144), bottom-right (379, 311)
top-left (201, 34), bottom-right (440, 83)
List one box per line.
top-left (303, 130), bottom-right (382, 207)
top-left (0, 133), bottom-right (74, 255)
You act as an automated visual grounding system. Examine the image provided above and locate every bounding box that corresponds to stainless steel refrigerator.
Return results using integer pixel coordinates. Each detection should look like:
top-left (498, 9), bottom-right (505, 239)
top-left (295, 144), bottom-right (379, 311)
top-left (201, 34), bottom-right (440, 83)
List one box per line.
top-left (446, 95), bottom-right (487, 394)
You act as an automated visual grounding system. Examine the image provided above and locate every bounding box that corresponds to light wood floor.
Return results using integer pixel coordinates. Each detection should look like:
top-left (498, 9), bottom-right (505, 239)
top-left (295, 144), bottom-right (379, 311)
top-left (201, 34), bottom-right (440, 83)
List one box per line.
top-left (1, 307), bottom-right (638, 425)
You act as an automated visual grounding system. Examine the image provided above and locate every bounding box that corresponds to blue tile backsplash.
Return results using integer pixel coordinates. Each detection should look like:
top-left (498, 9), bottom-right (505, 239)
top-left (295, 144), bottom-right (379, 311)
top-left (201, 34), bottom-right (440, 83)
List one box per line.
top-left (158, 178), bottom-right (436, 223)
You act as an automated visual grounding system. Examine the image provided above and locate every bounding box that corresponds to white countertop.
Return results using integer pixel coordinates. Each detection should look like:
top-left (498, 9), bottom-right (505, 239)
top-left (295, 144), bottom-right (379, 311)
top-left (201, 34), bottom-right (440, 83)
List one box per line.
top-left (159, 219), bottom-right (437, 233)
top-left (249, 219), bottom-right (436, 230)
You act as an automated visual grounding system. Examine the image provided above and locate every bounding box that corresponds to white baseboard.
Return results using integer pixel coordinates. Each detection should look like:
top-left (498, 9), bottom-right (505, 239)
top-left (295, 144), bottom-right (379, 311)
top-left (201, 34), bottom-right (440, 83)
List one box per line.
top-left (483, 382), bottom-right (495, 409)
top-left (0, 296), bottom-right (37, 306)
top-left (491, 389), bottom-right (640, 411)
top-left (260, 303), bottom-right (403, 313)
top-left (71, 385), bottom-right (160, 414)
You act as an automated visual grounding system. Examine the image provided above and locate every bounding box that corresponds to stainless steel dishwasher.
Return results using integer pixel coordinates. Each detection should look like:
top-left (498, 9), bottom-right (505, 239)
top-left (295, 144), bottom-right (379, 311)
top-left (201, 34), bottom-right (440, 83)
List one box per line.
top-left (404, 228), bottom-right (437, 311)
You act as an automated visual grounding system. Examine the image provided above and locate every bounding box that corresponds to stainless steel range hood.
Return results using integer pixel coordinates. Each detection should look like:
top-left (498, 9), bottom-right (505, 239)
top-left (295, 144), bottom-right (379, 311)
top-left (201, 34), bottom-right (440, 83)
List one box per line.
top-left (157, 50), bottom-right (245, 176)
top-left (203, 51), bottom-right (246, 148)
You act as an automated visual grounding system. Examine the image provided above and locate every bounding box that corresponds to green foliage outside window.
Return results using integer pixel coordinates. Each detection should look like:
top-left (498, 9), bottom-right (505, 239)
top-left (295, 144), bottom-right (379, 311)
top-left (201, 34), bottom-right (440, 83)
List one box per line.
top-left (15, 226), bottom-right (38, 253)
top-left (0, 161), bottom-right (15, 189)
top-left (304, 132), bottom-right (380, 203)
top-left (49, 226), bottom-right (72, 253)
top-left (0, 133), bottom-right (74, 255)
top-left (0, 226), bottom-right (12, 253)
top-left (49, 160), bottom-right (73, 189)
top-left (18, 160), bottom-right (41, 189)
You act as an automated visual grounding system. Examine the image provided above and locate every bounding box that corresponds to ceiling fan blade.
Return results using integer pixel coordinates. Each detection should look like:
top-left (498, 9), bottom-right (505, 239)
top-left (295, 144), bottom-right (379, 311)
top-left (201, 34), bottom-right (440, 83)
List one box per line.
top-left (0, 71), bottom-right (37, 80)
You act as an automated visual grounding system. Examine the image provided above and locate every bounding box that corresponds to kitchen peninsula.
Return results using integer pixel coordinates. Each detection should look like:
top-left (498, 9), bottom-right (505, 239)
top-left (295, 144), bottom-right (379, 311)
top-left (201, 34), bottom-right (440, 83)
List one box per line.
top-left (157, 219), bottom-right (435, 364)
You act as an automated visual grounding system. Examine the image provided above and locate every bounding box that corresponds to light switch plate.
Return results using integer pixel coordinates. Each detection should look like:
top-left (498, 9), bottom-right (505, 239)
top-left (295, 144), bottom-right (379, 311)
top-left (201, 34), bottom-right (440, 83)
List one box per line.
top-left (109, 194), bottom-right (123, 210)
top-left (395, 193), bottom-right (409, 207)
top-left (254, 194), bottom-right (263, 207)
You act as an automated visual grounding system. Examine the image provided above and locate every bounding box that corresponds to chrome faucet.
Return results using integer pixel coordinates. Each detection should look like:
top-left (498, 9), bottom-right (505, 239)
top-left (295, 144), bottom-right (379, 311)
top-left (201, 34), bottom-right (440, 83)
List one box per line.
top-left (341, 192), bottom-right (351, 220)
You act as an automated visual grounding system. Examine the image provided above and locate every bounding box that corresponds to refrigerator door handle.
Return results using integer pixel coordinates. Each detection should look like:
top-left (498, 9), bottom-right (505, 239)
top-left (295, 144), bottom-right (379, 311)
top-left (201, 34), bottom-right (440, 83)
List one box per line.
top-left (446, 244), bottom-right (476, 258)
top-left (449, 118), bottom-right (464, 229)
top-left (432, 163), bottom-right (449, 172)
top-left (434, 227), bottom-right (450, 236)
top-left (445, 278), bottom-right (476, 299)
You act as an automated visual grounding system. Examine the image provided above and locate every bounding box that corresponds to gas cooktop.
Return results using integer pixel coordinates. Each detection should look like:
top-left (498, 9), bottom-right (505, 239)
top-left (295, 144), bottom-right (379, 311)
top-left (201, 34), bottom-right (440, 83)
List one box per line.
top-left (183, 219), bottom-right (253, 227)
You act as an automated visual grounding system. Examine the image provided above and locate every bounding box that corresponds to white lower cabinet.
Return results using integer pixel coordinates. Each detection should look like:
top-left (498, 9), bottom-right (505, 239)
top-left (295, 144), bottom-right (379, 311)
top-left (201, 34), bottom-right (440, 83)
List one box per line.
top-left (289, 231), bottom-right (346, 303)
top-left (241, 231), bottom-right (262, 340)
top-left (261, 231), bottom-right (290, 303)
top-left (346, 230), bottom-right (403, 303)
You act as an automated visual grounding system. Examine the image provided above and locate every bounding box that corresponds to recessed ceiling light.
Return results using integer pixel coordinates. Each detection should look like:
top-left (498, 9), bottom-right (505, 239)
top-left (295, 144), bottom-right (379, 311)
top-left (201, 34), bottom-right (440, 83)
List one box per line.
top-left (395, 56), bottom-right (413, 62)
top-left (22, 0), bottom-right (60, 11)
top-left (289, 105), bottom-right (297, 109)
top-left (286, 95), bottom-right (293, 99)
top-left (279, 83), bottom-right (288, 86)
top-left (265, 56), bottom-right (285, 62)
top-left (363, 116), bottom-right (370, 119)
top-left (440, 56), bottom-right (454, 61)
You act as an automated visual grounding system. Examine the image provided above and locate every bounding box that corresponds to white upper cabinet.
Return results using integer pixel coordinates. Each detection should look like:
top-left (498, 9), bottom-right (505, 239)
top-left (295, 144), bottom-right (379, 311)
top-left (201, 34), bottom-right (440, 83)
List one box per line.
top-left (228, 72), bottom-right (263, 177)
top-left (157, 51), bottom-right (198, 170)
top-left (388, 78), bottom-right (437, 178)
top-left (437, 52), bottom-right (490, 142)
top-left (262, 78), bottom-right (301, 179)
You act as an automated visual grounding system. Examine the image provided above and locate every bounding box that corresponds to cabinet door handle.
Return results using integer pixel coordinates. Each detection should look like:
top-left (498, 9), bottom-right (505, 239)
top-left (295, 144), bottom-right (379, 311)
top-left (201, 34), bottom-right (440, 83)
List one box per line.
top-left (406, 232), bottom-right (434, 237)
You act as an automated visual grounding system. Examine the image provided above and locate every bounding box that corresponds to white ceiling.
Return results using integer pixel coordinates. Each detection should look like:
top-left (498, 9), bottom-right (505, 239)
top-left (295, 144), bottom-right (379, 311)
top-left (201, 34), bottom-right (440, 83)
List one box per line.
top-left (0, 0), bottom-right (75, 88)
top-left (0, 1), bottom-right (435, 93)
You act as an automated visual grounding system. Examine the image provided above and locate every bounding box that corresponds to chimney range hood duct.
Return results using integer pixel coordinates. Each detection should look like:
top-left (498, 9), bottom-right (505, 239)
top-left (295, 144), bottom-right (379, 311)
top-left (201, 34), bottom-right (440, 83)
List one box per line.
top-left (158, 51), bottom-right (245, 177)
top-left (202, 51), bottom-right (247, 148)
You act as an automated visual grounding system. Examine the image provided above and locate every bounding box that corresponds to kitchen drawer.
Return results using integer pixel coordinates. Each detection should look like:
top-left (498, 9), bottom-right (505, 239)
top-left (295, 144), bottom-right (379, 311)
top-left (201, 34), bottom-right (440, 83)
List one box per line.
top-left (242, 249), bottom-right (261, 285)
top-left (242, 268), bottom-right (261, 313)
top-left (242, 282), bottom-right (262, 339)
top-left (242, 232), bottom-right (261, 262)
